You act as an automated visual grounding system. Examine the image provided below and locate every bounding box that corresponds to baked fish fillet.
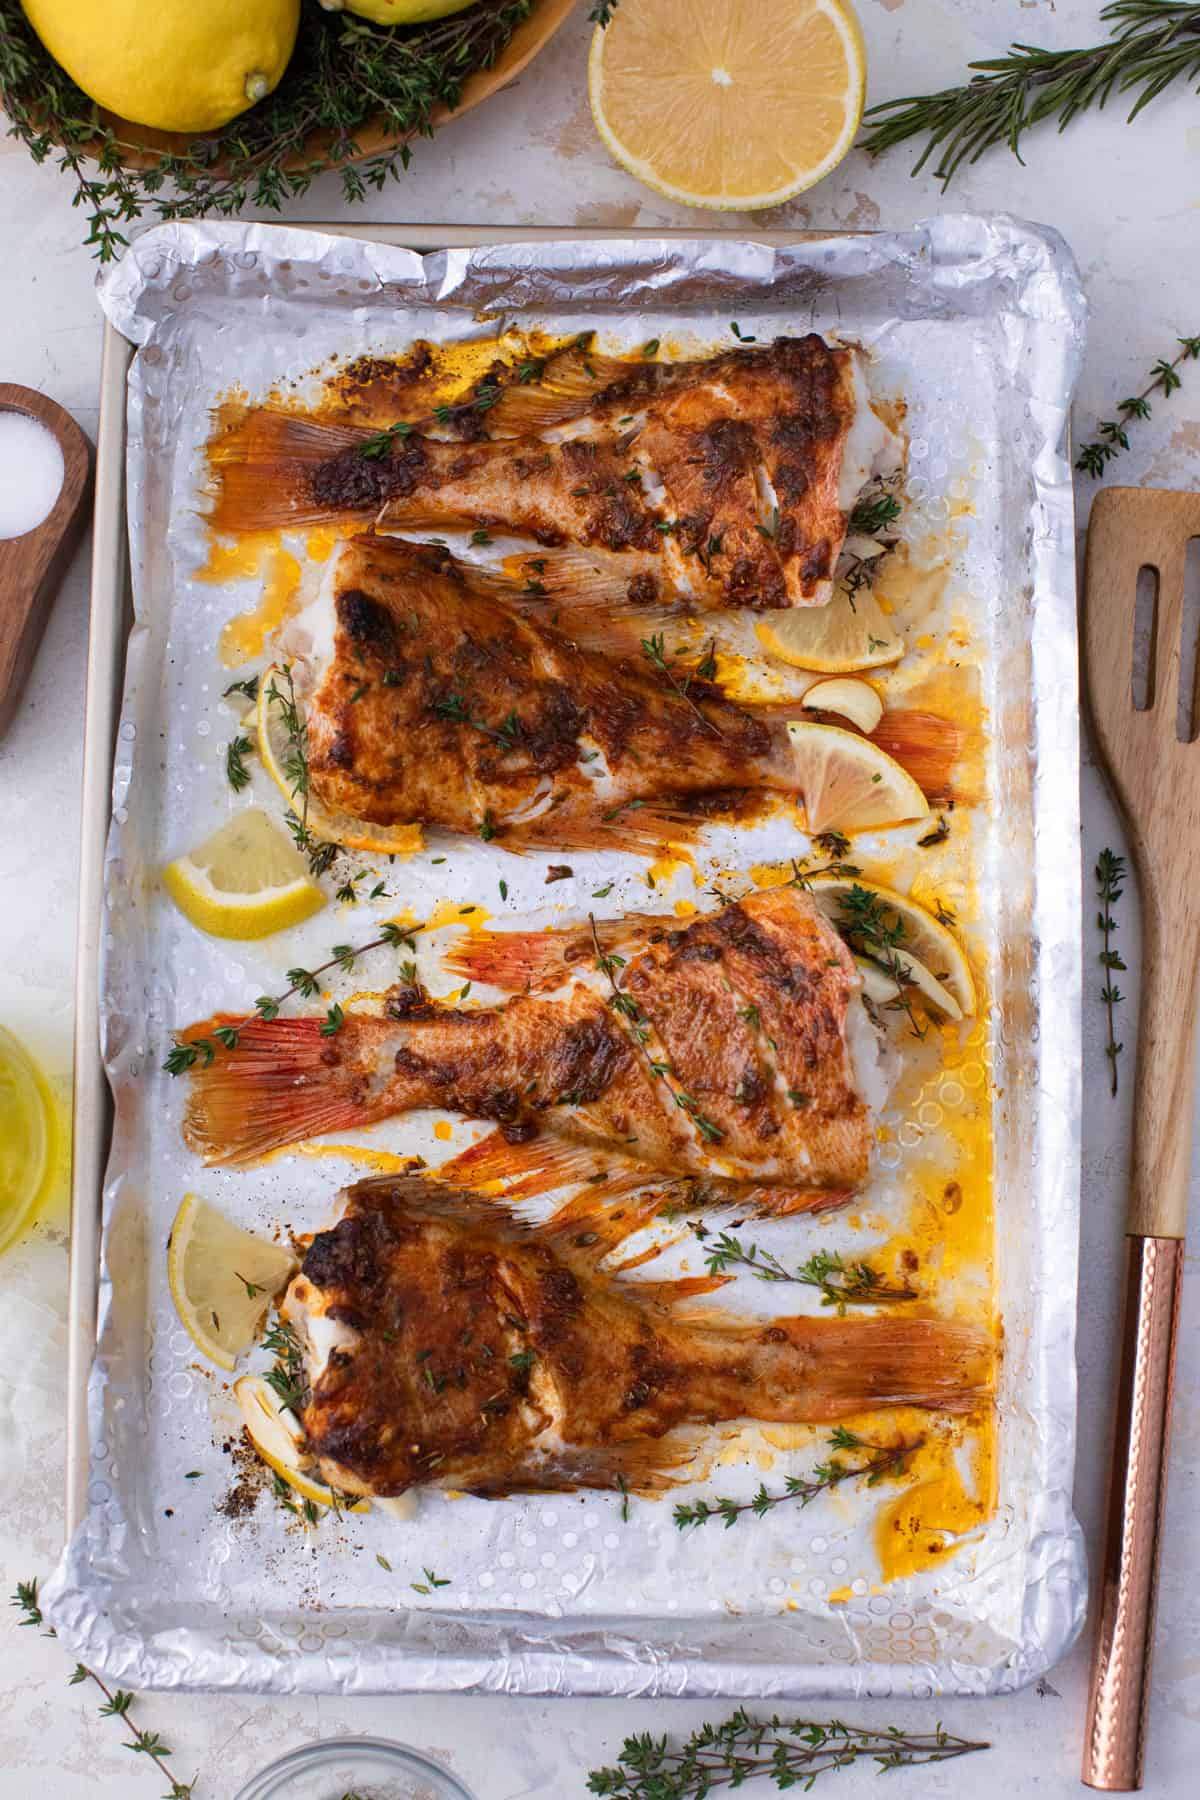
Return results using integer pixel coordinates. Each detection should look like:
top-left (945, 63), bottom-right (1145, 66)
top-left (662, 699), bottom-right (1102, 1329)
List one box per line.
top-left (207, 334), bottom-right (900, 610)
top-left (282, 1176), bottom-right (993, 1498)
top-left (276, 534), bottom-right (929, 855)
top-left (181, 885), bottom-right (892, 1202)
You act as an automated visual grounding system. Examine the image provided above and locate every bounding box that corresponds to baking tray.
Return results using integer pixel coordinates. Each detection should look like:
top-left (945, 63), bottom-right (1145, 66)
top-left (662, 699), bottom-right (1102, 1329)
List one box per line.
top-left (58, 219), bottom-right (1087, 1696)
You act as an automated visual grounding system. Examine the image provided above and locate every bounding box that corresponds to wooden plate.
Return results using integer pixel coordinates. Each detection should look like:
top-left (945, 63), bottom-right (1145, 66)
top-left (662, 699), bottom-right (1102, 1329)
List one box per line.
top-left (75, 0), bottom-right (577, 173)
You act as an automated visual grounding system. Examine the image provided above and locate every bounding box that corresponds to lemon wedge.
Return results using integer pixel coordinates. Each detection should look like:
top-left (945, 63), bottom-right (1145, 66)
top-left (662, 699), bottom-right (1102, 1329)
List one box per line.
top-left (787, 721), bottom-right (928, 835)
top-left (809, 876), bottom-right (976, 1019)
top-left (257, 664), bottom-right (423, 858)
top-left (803, 676), bottom-right (884, 734)
top-left (589, 0), bottom-right (866, 210)
top-left (756, 585), bottom-right (904, 674)
top-left (163, 808), bottom-right (325, 941)
top-left (168, 1194), bottom-right (297, 1372)
top-left (235, 1373), bottom-right (369, 1513)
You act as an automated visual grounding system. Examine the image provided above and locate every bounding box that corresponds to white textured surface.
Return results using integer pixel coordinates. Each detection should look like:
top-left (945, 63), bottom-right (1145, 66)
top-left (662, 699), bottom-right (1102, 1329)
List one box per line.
top-left (0, 0), bottom-right (1197, 1794)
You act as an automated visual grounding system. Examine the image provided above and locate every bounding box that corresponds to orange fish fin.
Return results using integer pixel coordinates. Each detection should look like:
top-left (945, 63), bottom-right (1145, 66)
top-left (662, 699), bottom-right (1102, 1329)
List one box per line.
top-left (870, 708), bottom-right (966, 804)
top-left (206, 407), bottom-right (376, 534)
top-left (632, 1273), bottom-right (732, 1307)
top-left (435, 1130), bottom-right (627, 1199)
top-left (505, 800), bottom-right (707, 858)
top-left (481, 341), bottom-right (642, 435)
top-left (443, 914), bottom-right (663, 993)
top-left (180, 1015), bottom-right (383, 1166)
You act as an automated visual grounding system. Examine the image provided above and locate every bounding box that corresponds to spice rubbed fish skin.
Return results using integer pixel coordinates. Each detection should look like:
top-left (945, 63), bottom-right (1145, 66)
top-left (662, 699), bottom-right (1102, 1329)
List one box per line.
top-left (282, 1177), bottom-right (994, 1499)
top-left (181, 886), bottom-right (875, 1192)
top-left (206, 334), bottom-right (900, 610)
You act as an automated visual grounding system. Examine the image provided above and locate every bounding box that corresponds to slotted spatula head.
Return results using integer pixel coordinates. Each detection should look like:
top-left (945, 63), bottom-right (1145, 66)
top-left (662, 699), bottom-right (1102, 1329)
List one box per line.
top-left (1082, 484), bottom-right (1200, 1240)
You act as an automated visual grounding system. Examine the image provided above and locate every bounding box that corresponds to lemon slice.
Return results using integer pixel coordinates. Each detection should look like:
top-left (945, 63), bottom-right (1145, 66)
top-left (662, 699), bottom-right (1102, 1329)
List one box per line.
top-left (589, 0), bottom-right (865, 210)
top-left (787, 721), bottom-right (928, 835)
top-left (163, 808), bottom-right (325, 941)
top-left (168, 1194), bottom-right (297, 1372)
top-left (810, 876), bottom-right (976, 1019)
top-left (803, 676), bottom-right (884, 734)
top-left (757, 585), bottom-right (904, 673)
top-left (235, 1374), bottom-right (369, 1513)
top-left (257, 664), bottom-right (423, 858)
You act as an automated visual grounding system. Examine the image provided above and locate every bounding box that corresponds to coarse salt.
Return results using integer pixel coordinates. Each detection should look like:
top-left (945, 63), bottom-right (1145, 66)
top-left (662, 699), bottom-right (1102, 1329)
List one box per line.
top-left (0, 409), bottom-right (65, 540)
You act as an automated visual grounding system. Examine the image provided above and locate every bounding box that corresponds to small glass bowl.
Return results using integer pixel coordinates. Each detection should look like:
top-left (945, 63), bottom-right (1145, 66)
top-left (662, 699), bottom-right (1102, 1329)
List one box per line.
top-left (233, 1737), bottom-right (475, 1800)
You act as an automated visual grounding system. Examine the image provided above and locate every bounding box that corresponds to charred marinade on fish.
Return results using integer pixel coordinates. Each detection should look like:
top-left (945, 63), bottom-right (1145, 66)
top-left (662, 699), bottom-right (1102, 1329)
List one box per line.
top-left (207, 334), bottom-right (901, 611)
top-left (274, 533), bottom-right (934, 854)
top-left (180, 885), bottom-right (894, 1211)
top-left (281, 1177), bottom-right (993, 1499)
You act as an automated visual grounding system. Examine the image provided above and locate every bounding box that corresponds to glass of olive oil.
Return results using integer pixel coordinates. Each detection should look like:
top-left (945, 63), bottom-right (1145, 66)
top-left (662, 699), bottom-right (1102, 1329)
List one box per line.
top-left (0, 1025), bottom-right (51, 1256)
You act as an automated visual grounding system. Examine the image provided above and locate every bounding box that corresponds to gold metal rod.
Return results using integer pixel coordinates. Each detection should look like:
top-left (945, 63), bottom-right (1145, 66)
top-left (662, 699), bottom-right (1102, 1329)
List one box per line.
top-left (1082, 1234), bottom-right (1184, 1791)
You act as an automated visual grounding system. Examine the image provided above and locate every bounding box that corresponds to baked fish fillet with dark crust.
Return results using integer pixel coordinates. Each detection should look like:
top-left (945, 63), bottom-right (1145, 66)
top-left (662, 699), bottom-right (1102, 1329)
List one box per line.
top-left (275, 534), bottom-right (931, 856)
top-left (180, 885), bottom-right (895, 1206)
top-left (282, 1176), bottom-right (994, 1499)
top-left (206, 334), bottom-right (901, 611)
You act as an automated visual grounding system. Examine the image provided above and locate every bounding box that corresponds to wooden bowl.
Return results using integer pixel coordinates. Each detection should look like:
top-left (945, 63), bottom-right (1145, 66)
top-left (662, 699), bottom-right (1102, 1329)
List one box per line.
top-left (83, 0), bottom-right (577, 173)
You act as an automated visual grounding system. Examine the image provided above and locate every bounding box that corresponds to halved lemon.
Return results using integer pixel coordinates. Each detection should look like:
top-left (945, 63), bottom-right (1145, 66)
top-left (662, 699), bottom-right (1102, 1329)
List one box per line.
top-left (787, 721), bottom-right (928, 835)
top-left (809, 875), bottom-right (976, 1019)
top-left (163, 808), bottom-right (325, 941)
top-left (588, 0), bottom-right (866, 211)
top-left (757, 585), bottom-right (904, 673)
top-left (803, 675), bottom-right (884, 734)
top-left (257, 664), bottom-right (423, 858)
top-left (235, 1373), bottom-right (369, 1513)
top-left (168, 1194), bottom-right (297, 1371)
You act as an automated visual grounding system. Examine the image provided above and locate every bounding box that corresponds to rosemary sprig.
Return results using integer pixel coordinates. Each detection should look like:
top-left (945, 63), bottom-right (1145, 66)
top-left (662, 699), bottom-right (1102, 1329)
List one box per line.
top-left (696, 1231), bottom-right (917, 1311)
top-left (673, 1429), bottom-right (922, 1531)
top-left (860, 1), bottom-right (1200, 191)
top-left (0, 0), bottom-right (535, 262)
top-left (12, 1581), bottom-right (195, 1797)
top-left (162, 919), bottom-right (422, 1073)
top-left (586, 1709), bottom-right (988, 1797)
top-left (1096, 848), bottom-right (1127, 1095)
top-left (1076, 336), bottom-right (1200, 475)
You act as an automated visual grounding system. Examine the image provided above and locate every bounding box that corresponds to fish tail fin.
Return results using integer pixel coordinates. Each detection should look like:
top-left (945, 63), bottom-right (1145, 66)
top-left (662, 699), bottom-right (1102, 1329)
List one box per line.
top-left (179, 1015), bottom-right (381, 1165)
top-left (742, 1315), bottom-right (994, 1418)
top-left (505, 800), bottom-right (706, 858)
top-left (206, 406), bottom-right (380, 534)
top-left (870, 708), bottom-right (967, 805)
top-left (436, 1129), bottom-right (646, 1199)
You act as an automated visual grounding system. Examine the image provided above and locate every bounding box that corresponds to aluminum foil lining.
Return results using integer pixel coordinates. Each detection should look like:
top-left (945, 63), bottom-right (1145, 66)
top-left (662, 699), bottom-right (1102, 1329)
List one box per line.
top-left (44, 216), bottom-right (1088, 1698)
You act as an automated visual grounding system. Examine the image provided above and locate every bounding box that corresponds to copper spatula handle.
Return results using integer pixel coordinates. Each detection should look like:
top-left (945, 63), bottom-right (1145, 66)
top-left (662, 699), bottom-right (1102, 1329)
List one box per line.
top-left (1083, 1236), bottom-right (1184, 1790)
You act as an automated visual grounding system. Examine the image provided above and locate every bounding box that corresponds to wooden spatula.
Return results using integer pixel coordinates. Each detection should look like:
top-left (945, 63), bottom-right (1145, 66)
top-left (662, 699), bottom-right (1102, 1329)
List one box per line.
top-left (1081, 486), bottom-right (1197, 1790)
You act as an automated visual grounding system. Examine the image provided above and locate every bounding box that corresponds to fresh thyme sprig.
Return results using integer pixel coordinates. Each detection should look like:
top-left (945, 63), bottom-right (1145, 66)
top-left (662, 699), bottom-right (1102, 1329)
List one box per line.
top-left (673, 1430), bottom-right (922, 1531)
top-left (639, 632), bottom-right (724, 736)
top-left (847, 492), bottom-right (902, 537)
top-left (1076, 336), bottom-right (1200, 475)
top-left (860, 1), bottom-right (1200, 191)
top-left (162, 919), bottom-right (423, 1073)
top-left (1096, 848), bottom-right (1128, 1095)
top-left (831, 885), bottom-right (928, 1040)
top-left (12, 1580), bottom-right (195, 1797)
top-left (263, 1319), bottom-right (309, 1414)
top-left (264, 663), bottom-right (340, 879)
top-left (589, 915), bottom-right (724, 1144)
top-left (586, 1709), bottom-right (988, 1797)
top-left (696, 1231), bottom-right (917, 1311)
top-left (0, 0), bottom-right (535, 261)
top-left (224, 734), bottom-right (253, 793)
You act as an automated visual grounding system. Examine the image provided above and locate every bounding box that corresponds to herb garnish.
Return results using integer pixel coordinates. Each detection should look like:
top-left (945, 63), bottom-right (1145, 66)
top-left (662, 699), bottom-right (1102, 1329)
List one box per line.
top-left (640, 632), bottom-right (724, 736)
top-left (411, 1568), bottom-right (452, 1595)
top-left (265, 664), bottom-right (336, 879)
top-left (12, 1579), bottom-right (196, 1797)
top-left (586, 1708), bottom-right (987, 1796)
top-left (847, 492), bottom-right (902, 537)
top-left (673, 1429), bottom-right (921, 1531)
top-left (359, 419), bottom-right (414, 461)
top-left (223, 673), bottom-right (260, 704)
top-left (162, 920), bottom-right (422, 1073)
top-left (0, 1), bottom-right (539, 262)
top-left (696, 1232), bottom-right (917, 1311)
top-left (224, 734), bottom-right (253, 793)
top-left (1076, 335), bottom-right (1200, 476)
top-left (262, 1319), bottom-right (309, 1415)
top-left (859, 1), bottom-right (1200, 192)
top-left (1096, 848), bottom-right (1127, 1094)
top-left (831, 885), bottom-right (928, 1040)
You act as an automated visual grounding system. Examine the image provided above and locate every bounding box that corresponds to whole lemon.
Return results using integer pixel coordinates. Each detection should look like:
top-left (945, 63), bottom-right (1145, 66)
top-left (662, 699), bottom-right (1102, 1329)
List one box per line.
top-left (21, 0), bottom-right (301, 134)
top-left (322, 0), bottom-right (477, 23)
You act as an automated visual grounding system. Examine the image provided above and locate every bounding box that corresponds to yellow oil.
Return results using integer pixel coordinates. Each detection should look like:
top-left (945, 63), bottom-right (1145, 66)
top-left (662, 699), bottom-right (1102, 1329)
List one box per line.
top-left (0, 1026), bottom-right (52, 1255)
